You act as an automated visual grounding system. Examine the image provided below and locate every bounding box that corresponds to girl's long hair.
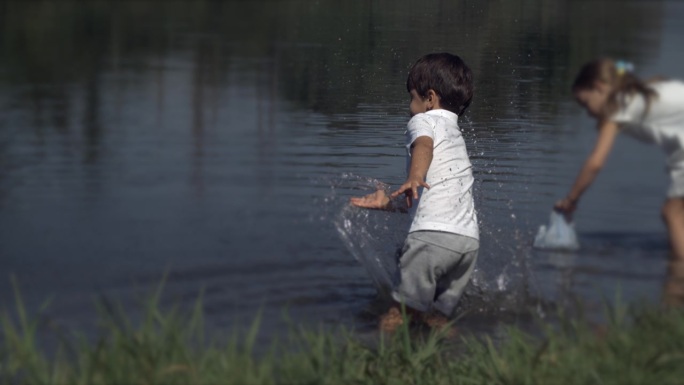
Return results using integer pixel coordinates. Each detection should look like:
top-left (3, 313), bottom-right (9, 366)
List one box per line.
top-left (572, 58), bottom-right (657, 119)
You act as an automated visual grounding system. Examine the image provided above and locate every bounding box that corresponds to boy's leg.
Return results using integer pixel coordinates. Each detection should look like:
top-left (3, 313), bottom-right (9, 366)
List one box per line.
top-left (390, 233), bottom-right (440, 313)
top-left (433, 244), bottom-right (479, 317)
top-left (392, 231), bottom-right (478, 317)
top-left (379, 234), bottom-right (434, 333)
top-left (661, 197), bottom-right (684, 260)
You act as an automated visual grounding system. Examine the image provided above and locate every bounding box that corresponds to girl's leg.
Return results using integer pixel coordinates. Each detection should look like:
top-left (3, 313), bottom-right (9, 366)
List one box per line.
top-left (663, 259), bottom-right (684, 306)
top-left (661, 198), bottom-right (684, 260)
top-left (661, 198), bottom-right (684, 306)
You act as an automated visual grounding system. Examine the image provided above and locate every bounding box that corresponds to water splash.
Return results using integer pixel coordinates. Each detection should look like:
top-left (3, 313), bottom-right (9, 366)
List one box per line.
top-left (334, 204), bottom-right (403, 296)
top-left (317, 173), bottom-right (552, 319)
top-left (323, 173), bottom-right (411, 297)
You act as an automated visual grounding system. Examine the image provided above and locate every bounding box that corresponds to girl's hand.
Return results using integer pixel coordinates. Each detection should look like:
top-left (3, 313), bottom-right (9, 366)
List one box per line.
top-left (554, 197), bottom-right (578, 220)
top-left (390, 178), bottom-right (430, 208)
top-left (350, 189), bottom-right (391, 210)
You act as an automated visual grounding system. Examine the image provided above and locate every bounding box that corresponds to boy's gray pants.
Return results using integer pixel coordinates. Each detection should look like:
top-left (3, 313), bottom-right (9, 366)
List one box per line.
top-left (391, 230), bottom-right (479, 316)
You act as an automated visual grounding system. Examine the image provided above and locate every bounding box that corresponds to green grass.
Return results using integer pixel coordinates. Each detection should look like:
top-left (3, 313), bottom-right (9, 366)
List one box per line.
top-left (2, 278), bottom-right (684, 385)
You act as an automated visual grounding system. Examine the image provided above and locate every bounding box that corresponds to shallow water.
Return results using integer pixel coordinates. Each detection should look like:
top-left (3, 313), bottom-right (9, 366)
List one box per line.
top-left (1, 1), bottom-right (683, 340)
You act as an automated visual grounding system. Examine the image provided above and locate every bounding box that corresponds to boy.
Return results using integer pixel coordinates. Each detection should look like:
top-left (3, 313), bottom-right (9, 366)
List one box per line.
top-left (350, 53), bottom-right (479, 332)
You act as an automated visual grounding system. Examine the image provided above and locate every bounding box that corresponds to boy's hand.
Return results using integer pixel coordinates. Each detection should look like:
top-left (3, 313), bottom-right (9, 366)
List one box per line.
top-left (350, 189), bottom-right (391, 210)
top-left (390, 178), bottom-right (430, 208)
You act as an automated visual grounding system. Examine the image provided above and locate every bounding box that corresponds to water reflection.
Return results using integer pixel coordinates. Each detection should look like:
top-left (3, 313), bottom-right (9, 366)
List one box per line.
top-left (0, 1), bottom-right (666, 123)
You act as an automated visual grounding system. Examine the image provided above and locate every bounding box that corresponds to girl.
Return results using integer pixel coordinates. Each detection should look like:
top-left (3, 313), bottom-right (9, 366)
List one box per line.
top-left (555, 58), bottom-right (684, 264)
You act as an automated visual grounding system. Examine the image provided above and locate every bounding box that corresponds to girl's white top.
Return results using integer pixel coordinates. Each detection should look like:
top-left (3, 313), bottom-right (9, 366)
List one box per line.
top-left (405, 109), bottom-right (479, 240)
top-left (611, 80), bottom-right (684, 167)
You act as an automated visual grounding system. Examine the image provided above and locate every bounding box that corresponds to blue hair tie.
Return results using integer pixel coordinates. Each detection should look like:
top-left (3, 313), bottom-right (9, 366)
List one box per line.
top-left (615, 60), bottom-right (635, 75)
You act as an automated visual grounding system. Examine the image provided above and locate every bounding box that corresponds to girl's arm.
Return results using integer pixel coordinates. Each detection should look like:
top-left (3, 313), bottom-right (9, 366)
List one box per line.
top-left (555, 120), bottom-right (619, 214)
top-left (390, 136), bottom-right (434, 208)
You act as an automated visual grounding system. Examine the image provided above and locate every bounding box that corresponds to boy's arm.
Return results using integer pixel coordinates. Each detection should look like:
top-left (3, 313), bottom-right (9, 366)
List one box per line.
top-left (390, 136), bottom-right (434, 208)
top-left (350, 189), bottom-right (391, 210)
top-left (349, 188), bottom-right (409, 212)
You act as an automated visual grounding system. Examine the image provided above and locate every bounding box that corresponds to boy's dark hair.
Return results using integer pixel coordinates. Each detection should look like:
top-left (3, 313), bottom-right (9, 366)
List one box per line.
top-left (406, 53), bottom-right (474, 115)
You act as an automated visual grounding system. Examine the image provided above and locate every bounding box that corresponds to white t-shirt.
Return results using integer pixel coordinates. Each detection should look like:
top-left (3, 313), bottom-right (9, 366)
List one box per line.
top-left (405, 109), bottom-right (479, 240)
top-left (611, 80), bottom-right (684, 165)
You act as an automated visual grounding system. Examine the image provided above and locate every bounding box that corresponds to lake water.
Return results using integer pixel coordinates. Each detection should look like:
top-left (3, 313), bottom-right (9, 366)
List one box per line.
top-left (1, 0), bottom-right (684, 341)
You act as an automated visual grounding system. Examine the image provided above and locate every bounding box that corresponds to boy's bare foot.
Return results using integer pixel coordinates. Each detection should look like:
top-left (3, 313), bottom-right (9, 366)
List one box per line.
top-left (378, 306), bottom-right (457, 337)
top-left (379, 306), bottom-right (405, 333)
top-left (421, 312), bottom-right (457, 338)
